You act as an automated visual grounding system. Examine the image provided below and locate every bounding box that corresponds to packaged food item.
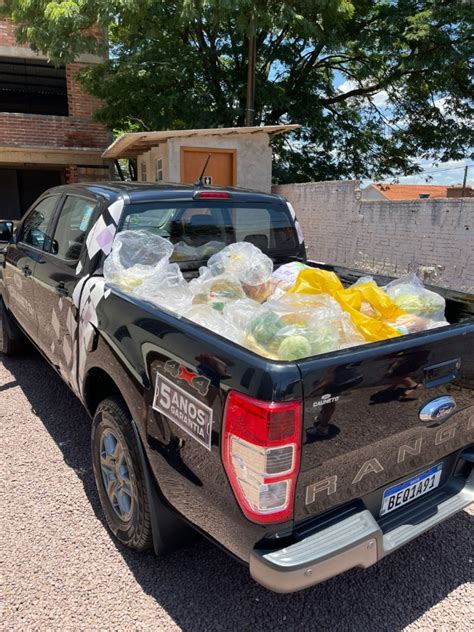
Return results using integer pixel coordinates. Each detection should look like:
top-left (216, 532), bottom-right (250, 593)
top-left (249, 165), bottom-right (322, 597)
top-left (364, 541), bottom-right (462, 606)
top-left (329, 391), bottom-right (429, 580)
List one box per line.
top-left (104, 230), bottom-right (173, 292)
top-left (207, 242), bottom-right (273, 287)
top-left (190, 273), bottom-right (245, 311)
top-left (384, 273), bottom-right (446, 320)
top-left (183, 304), bottom-right (242, 343)
top-left (241, 281), bottom-right (274, 303)
top-left (269, 261), bottom-right (310, 297)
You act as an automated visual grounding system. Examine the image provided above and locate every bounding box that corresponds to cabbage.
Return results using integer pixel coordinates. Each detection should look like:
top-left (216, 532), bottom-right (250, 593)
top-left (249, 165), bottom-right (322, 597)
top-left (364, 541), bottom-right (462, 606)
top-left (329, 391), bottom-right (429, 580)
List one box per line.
top-left (250, 311), bottom-right (285, 345)
top-left (278, 335), bottom-right (312, 360)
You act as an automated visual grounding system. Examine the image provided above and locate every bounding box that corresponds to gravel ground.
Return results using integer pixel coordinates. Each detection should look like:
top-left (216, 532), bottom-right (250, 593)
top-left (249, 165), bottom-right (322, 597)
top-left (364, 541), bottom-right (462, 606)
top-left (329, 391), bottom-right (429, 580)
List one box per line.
top-left (1, 349), bottom-right (473, 632)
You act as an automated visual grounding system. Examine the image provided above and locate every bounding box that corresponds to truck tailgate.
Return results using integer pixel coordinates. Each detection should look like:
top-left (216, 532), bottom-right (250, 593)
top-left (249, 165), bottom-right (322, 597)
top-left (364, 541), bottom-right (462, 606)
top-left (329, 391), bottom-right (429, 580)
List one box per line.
top-left (294, 324), bottom-right (474, 523)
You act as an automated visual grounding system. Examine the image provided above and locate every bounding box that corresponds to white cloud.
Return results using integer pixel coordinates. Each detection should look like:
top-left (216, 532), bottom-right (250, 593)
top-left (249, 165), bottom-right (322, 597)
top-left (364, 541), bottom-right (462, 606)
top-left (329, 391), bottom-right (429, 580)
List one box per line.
top-left (335, 79), bottom-right (388, 107)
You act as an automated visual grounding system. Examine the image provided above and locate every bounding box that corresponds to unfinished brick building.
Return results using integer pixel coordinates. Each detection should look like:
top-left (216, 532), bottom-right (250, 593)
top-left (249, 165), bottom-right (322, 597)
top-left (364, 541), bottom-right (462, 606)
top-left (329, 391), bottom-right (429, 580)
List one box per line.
top-left (0, 19), bottom-right (111, 219)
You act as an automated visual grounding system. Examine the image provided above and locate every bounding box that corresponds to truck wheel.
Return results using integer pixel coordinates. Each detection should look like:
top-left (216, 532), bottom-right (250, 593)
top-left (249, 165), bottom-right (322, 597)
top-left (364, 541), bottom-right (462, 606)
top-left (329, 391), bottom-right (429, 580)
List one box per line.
top-left (91, 397), bottom-right (153, 551)
top-left (0, 298), bottom-right (26, 355)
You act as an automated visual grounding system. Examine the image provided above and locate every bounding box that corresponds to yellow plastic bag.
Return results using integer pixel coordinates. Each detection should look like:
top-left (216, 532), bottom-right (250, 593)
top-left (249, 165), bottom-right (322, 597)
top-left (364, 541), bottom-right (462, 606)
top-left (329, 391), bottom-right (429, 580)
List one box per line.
top-left (288, 267), bottom-right (344, 296)
top-left (289, 269), bottom-right (403, 342)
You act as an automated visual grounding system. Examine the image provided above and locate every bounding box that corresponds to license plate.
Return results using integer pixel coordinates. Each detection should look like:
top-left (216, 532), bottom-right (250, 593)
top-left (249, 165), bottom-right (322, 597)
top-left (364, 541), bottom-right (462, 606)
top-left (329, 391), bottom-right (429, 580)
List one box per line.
top-left (380, 463), bottom-right (443, 516)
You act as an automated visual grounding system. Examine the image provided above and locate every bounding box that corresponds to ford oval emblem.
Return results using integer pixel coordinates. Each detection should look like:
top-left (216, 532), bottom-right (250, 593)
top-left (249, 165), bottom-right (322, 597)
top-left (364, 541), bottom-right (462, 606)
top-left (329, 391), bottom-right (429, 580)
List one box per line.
top-left (419, 396), bottom-right (456, 424)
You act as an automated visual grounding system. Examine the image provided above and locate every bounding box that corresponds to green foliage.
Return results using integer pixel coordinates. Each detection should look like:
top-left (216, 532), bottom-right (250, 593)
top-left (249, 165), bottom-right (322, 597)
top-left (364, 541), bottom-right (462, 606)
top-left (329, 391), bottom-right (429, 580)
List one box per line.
top-left (3, 0), bottom-right (473, 182)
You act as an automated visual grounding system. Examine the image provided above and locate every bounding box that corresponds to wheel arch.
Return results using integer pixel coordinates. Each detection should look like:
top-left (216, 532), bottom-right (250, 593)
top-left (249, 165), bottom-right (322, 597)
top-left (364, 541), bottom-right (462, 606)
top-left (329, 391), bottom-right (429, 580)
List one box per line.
top-left (83, 368), bottom-right (124, 418)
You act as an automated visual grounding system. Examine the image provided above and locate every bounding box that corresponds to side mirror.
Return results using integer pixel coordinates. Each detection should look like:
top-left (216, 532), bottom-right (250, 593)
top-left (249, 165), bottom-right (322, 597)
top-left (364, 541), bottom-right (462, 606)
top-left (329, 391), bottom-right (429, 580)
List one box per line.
top-left (0, 221), bottom-right (13, 242)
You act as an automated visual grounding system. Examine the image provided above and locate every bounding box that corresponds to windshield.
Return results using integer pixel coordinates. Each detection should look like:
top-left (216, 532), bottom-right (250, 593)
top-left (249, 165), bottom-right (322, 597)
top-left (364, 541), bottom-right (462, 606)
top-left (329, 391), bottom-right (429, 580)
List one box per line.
top-left (120, 201), bottom-right (300, 264)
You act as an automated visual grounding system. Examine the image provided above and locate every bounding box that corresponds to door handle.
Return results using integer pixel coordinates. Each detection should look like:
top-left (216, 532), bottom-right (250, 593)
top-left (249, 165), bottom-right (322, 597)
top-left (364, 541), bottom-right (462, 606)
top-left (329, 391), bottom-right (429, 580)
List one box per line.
top-left (423, 358), bottom-right (461, 388)
top-left (21, 265), bottom-right (32, 277)
top-left (56, 282), bottom-right (69, 297)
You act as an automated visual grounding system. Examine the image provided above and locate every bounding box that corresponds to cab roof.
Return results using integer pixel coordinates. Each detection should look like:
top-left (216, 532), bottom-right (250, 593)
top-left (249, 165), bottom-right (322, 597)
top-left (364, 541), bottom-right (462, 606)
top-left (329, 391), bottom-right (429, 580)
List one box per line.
top-left (46, 181), bottom-right (286, 206)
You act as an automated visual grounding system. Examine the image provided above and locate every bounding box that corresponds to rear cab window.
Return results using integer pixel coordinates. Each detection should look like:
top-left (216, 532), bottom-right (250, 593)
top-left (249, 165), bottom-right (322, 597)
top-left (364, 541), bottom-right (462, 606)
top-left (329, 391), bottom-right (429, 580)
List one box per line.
top-left (120, 200), bottom-right (300, 268)
top-left (51, 195), bottom-right (97, 261)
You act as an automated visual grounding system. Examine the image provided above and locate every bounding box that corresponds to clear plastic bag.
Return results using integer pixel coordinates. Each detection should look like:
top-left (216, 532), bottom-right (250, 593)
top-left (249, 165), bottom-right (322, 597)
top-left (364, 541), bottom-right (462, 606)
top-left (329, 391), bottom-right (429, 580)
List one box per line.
top-left (206, 242), bottom-right (273, 287)
top-left (384, 273), bottom-right (446, 320)
top-left (269, 261), bottom-right (310, 297)
top-left (289, 267), bottom-right (403, 342)
top-left (243, 293), bottom-right (365, 361)
top-left (223, 298), bottom-right (261, 331)
top-left (184, 304), bottom-right (242, 343)
top-left (189, 273), bottom-right (245, 311)
top-left (136, 262), bottom-right (193, 313)
top-left (104, 230), bottom-right (174, 292)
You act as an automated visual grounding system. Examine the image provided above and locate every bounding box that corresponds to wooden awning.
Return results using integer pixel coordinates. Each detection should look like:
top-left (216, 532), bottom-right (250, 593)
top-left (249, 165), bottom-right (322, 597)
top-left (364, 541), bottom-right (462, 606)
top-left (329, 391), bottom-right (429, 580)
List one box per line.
top-left (102, 125), bottom-right (300, 159)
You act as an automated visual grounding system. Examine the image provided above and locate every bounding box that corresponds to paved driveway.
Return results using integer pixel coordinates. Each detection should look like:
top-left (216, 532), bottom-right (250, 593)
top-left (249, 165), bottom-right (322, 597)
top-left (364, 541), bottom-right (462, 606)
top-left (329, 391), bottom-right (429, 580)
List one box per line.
top-left (1, 350), bottom-right (473, 631)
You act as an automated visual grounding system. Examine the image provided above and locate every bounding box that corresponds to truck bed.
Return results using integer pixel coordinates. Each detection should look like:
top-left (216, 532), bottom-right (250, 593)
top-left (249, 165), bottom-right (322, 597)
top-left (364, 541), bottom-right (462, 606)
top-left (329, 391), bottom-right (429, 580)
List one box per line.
top-left (93, 264), bottom-right (473, 566)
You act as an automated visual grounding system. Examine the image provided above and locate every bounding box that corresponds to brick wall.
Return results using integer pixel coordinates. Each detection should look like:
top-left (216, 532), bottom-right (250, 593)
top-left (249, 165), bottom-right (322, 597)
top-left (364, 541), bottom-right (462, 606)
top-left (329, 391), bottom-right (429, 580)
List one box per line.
top-left (0, 19), bottom-right (25, 47)
top-left (273, 181), bottom-right (474, 293)
top-left (0, 112), bottom-right (108, 148)
top-left (0, 19), bottom-right (109, 152)
top-left (66, 63), bottom-right (103, 118)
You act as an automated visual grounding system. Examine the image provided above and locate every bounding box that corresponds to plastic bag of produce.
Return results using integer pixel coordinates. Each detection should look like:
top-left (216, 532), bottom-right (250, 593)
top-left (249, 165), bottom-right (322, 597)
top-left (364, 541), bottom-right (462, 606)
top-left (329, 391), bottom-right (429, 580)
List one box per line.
top-left (243, 294), bottom-right (365, 361)
top-left (136, 262), bottom-right (193, 313)
top-left (271, 293), bottom-right (365, 349)
top-left (339, 281), bottom-right (405, 322)
top-left (289, 267), bottom-right (402, 342)
top-left (184, 304), bottom-right (242, 343)
top-left (245, 309), bottom-right (337, 360)
top-left (390, 314), bottom-right (436, 334)
top-left (104, 230), bottom-right (174, 292)
top-left (384, 273), bottom-right (446, 320)
top-left (289, 267), bottom-right (344, 297)
top-left (223, 298), bottom-right (261, 331)
top-left (190, 273), bottom-right (245, 311)
top-left (207, 242), bottom-right (273, 287)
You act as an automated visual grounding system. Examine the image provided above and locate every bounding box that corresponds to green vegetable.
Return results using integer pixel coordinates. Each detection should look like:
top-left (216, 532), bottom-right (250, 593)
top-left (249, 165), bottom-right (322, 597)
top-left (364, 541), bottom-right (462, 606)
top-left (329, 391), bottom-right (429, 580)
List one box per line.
top-left (250, 312), bottom-right (284, 346)
top-left (278, 335), bottom-right (312, 360)
top-left (393, 291), bottom-right (444, 316)
top-left (307, 326), bottom-right (340, 355)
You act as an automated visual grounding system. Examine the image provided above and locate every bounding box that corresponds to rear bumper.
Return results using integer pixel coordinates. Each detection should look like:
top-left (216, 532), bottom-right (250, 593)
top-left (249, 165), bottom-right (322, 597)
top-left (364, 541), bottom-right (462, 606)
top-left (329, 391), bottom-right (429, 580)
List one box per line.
top-left (250, 462), bottom-right (473, 593)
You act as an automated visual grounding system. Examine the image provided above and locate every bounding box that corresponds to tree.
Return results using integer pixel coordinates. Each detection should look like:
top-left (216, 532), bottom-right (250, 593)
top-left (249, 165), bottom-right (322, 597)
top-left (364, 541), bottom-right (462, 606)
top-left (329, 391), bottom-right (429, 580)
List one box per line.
top-left (4, 0), bottom-right (473, 183)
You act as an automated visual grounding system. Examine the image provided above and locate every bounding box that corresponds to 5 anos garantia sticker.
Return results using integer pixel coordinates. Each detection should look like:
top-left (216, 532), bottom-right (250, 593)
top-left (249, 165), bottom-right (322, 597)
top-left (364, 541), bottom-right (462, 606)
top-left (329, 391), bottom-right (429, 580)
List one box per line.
top-left (153, 372), bottom-right (213, 450)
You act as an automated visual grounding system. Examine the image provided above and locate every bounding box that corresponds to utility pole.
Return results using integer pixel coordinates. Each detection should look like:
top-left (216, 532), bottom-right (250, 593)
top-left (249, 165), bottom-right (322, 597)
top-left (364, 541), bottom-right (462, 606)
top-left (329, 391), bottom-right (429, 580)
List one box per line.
top-left (461, 165), bottom-right (468, 197)
top-left (244, 23), bottom-right (256, 127)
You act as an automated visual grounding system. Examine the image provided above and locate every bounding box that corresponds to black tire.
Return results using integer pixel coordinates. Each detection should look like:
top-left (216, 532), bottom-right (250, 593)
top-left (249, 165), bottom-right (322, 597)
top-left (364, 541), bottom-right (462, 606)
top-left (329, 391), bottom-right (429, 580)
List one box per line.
top-left (91, 397), bottom-right (153, 551)
top-left (0, 298), bottom-right (26, 355)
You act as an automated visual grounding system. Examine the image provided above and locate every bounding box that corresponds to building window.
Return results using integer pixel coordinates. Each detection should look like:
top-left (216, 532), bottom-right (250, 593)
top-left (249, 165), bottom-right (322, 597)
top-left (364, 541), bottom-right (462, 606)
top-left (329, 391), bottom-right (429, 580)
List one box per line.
top-left (155, 158), bottom-right (163, 182)
top-left (0, 56), bottom-right (68, 116)
top-left (140, 161), bottom-right (147, 181)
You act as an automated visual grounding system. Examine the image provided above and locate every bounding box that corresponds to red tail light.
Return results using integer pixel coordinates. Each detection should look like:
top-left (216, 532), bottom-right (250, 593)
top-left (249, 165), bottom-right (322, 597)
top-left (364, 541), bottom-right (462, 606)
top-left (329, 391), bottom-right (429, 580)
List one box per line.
top-left (193, 191), bottom-right (230, 199)
top-left (222, 391), bottom-right (302, 524)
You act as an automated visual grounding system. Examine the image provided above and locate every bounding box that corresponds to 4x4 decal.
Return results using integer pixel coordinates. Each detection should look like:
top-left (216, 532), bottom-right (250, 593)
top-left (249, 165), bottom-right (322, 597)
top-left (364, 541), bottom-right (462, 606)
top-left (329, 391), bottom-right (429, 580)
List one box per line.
top-left (164, 360), bottom-right (211, 396)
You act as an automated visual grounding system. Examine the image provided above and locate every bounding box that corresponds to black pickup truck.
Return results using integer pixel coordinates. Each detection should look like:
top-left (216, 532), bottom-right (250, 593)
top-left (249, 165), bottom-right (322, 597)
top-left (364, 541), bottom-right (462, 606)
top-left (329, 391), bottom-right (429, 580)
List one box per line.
top-left (1, 182), bottom-right (473, 593)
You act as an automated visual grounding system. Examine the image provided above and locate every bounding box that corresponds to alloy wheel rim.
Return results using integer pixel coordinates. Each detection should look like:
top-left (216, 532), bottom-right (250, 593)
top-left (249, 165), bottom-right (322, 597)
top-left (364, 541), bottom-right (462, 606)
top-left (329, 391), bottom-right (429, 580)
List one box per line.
top-left (99, 429), bottom-right (135, 522)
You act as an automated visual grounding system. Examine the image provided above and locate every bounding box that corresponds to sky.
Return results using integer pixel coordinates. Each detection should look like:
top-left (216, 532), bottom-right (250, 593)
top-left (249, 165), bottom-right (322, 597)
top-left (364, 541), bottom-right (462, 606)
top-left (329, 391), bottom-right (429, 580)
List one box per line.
top-left (335, 78), bottom-right (473, 188)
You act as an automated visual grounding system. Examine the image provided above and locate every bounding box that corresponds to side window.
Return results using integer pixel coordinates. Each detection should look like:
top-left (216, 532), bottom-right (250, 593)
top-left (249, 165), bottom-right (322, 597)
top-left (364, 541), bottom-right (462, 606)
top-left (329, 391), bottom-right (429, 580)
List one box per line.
top-left (51, 195), bottom-right (97, 260)
top-left (20, 195), bottom-right (60, 250)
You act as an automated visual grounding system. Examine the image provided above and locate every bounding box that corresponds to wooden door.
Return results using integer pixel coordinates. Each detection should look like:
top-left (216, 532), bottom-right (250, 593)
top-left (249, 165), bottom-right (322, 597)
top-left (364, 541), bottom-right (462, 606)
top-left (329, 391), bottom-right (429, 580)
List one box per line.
top-left (180, 147), bottom-right (236, 186)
